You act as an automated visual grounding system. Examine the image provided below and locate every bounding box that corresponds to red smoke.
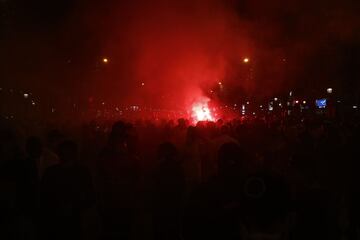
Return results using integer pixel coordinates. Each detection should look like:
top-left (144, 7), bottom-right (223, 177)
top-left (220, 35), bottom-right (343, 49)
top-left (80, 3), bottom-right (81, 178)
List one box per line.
top-left (98, 0), bottom-right (252, 110)
top-left (4, 0), bottom-right (360, 111)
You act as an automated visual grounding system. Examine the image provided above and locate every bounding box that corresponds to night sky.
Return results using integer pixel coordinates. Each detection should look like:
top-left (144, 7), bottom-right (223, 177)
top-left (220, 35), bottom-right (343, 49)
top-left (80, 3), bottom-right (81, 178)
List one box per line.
top-left (1, 0), bottom-right (360, 108)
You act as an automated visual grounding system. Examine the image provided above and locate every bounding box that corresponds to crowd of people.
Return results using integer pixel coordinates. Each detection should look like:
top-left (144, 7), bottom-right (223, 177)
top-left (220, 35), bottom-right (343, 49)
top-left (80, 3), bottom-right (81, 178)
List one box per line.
top-left (1, 113), bottom-right (360, 240)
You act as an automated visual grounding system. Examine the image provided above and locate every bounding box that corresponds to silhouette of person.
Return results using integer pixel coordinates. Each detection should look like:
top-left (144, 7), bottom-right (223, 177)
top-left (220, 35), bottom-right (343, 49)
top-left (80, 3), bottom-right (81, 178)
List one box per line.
top-left (152, 142), bottom-right (185, 240)
top-left (38, 130), bottom-right (61, 179)
top-left (97, 121), bottom-right (139, 240)
top-left (20, 136), bottom-right (42, 210)
top-left (17, 137), bottom-right (42, 239)
top-left (240, 172), bottom-right (291, 240)
top-left (0, 127), bottom-right (23, 239)
top-left (182, 143), bottom-right (247, 240)
top-left (40, 140), bottom-right (94, 240)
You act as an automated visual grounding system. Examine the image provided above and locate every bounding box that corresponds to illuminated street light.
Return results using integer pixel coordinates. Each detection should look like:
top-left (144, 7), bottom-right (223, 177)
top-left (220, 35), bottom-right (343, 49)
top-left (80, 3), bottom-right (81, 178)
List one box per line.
top-left (102, 58), bottom-right (109, 63)
top-left (303, 100), bottom-right (307, 104)
top-left (243, 58), bottom-right (250, 63)
top-left (24, 93), bottom-right (29, 99)
top-left (141, 82), bottom-right (145, 86)
top-left (327, 88), bottom-right (333, 94)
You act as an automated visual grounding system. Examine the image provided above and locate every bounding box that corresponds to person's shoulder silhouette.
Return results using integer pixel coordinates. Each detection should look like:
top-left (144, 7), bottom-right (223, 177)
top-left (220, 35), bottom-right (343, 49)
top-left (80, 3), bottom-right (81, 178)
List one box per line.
top-left (18, 136), bottom-right (42, 216)
top-left (40, 140), bottom-right (94, 240)
top-left (182, 142), bottom-right (247, 240)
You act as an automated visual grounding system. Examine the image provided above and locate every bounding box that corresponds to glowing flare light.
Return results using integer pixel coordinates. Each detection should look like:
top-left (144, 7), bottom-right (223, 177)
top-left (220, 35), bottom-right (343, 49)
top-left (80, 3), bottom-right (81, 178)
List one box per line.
top-left (192, 100), bottom-right (214, 122)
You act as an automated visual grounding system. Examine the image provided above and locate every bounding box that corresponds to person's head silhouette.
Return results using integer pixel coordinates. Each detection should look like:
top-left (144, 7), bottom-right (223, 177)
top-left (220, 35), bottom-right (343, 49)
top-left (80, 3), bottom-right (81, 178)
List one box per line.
top-left (57, 140), bottom-right (78, 164)
top-left (218, 142), bottom-right (244, 179)
top-left (158, 142), bottom-right (178, 163)
top-left (241, 173), bottom-right (291, 239)
top-left (26, 136), bottom-right (43, 159)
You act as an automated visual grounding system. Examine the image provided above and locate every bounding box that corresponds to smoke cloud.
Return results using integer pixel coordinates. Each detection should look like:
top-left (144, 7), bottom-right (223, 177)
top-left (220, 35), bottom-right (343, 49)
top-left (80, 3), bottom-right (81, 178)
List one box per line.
top-left (2, 0), bottom-right (360, 112)
top-left (95, 0), bottom-right (253, 109)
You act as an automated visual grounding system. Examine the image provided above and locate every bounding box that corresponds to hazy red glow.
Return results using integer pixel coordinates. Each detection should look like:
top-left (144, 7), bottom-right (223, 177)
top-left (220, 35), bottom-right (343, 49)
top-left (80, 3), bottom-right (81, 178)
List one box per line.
top-left (95, 0), bottom-right (253, 110)
top-left (76, 0), bottom-right (360, 114)
top-left (3, 0), bottom-right (360, 112)
top-left (192, 97), bottom-right (214, 122)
